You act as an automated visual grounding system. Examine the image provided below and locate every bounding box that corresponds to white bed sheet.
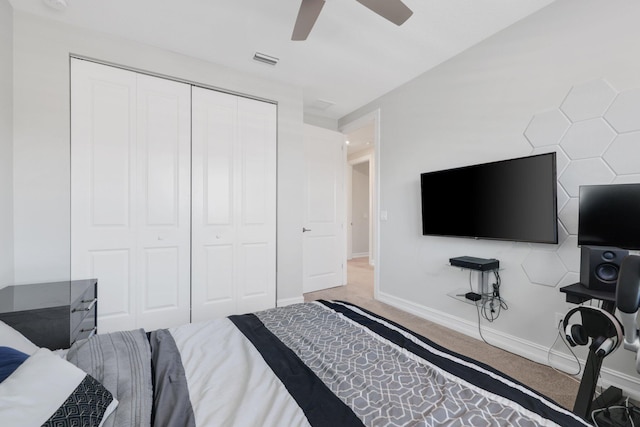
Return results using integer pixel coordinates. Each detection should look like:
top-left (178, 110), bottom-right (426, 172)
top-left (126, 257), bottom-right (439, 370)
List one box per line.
top-left (169, 318), bottom-right (312, 427)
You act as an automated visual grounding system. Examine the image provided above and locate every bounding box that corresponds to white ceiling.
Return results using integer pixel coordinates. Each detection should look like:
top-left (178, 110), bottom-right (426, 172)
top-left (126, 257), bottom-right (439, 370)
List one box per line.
top-left (9, 0), bottom-right (554, 120)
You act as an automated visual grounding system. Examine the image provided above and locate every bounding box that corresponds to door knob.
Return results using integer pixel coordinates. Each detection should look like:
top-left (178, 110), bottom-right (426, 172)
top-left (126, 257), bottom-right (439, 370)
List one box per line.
top-left (302, 227), bottom-right (312, 232)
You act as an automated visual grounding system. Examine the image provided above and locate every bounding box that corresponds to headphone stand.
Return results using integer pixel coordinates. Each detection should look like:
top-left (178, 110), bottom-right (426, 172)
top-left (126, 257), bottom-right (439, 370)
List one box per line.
top-left (560, 283), bottom-right (623, 420)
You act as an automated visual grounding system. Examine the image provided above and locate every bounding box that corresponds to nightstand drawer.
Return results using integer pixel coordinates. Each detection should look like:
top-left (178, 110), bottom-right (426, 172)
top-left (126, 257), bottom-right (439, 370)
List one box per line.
top-left (70, 286), bottom-right (97, 331)
top-left (71, 305), bottom-right (97, 345)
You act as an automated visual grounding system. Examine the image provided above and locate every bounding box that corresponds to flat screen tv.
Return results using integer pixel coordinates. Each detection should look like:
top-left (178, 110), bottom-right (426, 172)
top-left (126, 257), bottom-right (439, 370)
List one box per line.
top-left (420, 152), bottom-right (558, 244)
top-left (578, 183), bottom-right (640, 250)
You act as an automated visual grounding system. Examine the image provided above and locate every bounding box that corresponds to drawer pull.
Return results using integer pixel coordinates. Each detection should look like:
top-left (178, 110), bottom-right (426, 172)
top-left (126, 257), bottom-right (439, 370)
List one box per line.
top-left (72, 298), bottom-right (97, 312)
top-left (81, 326), bottom-right (97, 338)
top-left (72, 327), bottom-right (97, 345)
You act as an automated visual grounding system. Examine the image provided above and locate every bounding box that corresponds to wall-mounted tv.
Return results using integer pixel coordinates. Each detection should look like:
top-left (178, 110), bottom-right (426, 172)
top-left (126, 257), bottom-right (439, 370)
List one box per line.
top-left (420, 152), bottom-right (558, 244)
top-left (578, 183), bottom-right (640, 250)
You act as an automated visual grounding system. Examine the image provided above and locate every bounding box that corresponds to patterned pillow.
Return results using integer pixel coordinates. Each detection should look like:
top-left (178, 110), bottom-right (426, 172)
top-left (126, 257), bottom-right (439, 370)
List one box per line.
top-left (0, 348), bottom-right (118, 427)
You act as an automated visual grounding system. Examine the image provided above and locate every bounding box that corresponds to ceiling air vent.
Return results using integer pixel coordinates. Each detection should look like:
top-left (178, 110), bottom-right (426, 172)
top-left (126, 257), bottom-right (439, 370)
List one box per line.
top-left (253, 52), bottom-right (279, 66)
top-left (43, 0), bottom-right (68, 10)
top-left (311, 99), bottom-right (335, 111)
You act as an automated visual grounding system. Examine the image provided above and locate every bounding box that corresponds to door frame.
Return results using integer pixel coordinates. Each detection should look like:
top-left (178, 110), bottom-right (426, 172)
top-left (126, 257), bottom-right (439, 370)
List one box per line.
top-left (347, 154), bottom-right (373, 262)
top-left (339, 109), bottom-right (380, 298)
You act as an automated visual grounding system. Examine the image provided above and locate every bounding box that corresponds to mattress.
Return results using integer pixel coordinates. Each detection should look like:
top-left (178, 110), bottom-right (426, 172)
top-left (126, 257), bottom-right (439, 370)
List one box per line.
top-left (66, 300), bottom-right (590, 427)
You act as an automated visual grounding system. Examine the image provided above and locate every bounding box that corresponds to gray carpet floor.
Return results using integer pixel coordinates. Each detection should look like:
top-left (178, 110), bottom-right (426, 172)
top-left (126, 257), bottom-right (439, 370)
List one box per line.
top-left (304, 257), bottom-right (581, 410)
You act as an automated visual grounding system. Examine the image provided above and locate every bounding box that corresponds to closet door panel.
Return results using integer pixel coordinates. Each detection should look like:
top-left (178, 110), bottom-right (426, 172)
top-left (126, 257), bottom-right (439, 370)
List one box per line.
top-left (240, 243), bottom-right (269, 295)
top-left (136, 74), bottom-right (191, 330)
top-left (191, 88), bottom-right (238, 321)
top-left (90, 83), bottom-right (133, 226)
top-left (71, 59), bottom-right (137, 333)
top-left (205, 104), bottom-right (235, 225)
top-left (89, 249), bottom-right (131, 329)
top-left (192, 89), bottom-right (276, 320)
top-left (142, 247), bottom-right (179, 307)
top-left (205, 245), bottom-right (234, 303)
top-left (236, 98), bottom-right (276, 314)
top-left (72, 60), bottom-right (191, 332)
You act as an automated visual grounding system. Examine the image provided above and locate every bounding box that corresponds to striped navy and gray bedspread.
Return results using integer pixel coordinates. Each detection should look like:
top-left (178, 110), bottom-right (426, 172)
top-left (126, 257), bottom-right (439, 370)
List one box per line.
top-left (67, 300), bottom-right (589, 427)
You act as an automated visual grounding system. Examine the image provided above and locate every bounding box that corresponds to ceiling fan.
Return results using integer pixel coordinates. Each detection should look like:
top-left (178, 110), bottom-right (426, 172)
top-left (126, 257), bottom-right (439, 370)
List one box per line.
top-left (291, 0), bottom-right (413, 41)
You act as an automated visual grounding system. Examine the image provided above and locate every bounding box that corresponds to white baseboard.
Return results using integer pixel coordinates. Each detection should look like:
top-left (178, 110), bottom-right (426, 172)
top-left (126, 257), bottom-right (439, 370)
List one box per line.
top-left (377, 291), bottom-right (640, 402)
top-left (277, 296), bottom-right (305, 307)
top-left (351, 253), bottom-right (369, 258)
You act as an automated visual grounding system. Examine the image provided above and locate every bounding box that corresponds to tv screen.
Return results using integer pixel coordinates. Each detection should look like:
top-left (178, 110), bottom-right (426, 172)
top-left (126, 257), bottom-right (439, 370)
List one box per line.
top-left (578, 183), bottom-right (640, 250)
top-left (420, 153), bottom-right (558, 244)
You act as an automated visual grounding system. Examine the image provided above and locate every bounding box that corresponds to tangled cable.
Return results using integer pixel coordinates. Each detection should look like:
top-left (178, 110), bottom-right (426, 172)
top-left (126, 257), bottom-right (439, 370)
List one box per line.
top-left (480, 270), bottom-right (508, 322)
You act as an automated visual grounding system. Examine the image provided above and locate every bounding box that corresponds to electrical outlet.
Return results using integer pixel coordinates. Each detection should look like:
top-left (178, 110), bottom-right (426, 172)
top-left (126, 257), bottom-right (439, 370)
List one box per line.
top-left (554, 312), bottom-right (565, 330)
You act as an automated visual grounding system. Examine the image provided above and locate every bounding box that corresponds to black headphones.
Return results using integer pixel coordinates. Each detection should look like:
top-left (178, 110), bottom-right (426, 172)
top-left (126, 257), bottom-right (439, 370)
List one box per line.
top-left (563, 306), bottom-right (624, 358)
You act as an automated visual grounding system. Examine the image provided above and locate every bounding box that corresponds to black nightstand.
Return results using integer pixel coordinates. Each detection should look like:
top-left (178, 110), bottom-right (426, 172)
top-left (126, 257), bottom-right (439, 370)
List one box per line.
top-left (0, 279), bottom-right (97, 350)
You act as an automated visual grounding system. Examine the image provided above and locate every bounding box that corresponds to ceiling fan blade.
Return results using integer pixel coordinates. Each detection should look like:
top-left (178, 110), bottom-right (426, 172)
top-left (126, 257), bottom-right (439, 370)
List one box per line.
top-left (355, 0), bottom-right (413, 26)
top-left (292, 0), bottom-right (326, 41)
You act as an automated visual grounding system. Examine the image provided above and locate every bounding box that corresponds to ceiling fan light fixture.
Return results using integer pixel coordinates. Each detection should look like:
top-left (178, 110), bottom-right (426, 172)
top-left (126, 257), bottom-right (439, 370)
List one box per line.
top-left (253, 52), bottom-right (279, 66)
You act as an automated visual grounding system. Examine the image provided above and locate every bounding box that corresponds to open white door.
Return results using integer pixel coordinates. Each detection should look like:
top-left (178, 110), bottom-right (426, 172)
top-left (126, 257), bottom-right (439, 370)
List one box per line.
top-left (302, 124), bottom-right (346, 293)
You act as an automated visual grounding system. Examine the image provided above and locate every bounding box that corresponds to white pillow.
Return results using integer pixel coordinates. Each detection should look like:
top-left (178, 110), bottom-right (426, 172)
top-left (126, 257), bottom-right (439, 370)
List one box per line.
top-left (0, 320), bottom-right (39, 355)
top-left (0, 347), bottom-right (118, 427)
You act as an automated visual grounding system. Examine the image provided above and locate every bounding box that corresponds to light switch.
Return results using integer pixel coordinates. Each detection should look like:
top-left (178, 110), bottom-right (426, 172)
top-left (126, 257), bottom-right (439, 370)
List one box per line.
top-left (380, 210), bottom-right (388, 221)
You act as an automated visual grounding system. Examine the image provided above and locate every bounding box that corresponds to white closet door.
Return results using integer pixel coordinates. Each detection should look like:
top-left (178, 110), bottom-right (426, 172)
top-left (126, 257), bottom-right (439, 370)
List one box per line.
top-left (135, 74), bottom-right (191, 330)
top-left (71, 59), bottom-right (191, 332)
top-left (191, 88), bottom-right (276, 321)
top-left (236, 96), bottom-right (277, 314)
top-left (71, 60), bottom-right (138, 333)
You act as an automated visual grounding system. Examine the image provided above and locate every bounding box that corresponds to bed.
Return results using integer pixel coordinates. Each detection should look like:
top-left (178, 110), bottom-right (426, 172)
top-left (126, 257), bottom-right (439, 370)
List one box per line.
top-left (1, 300), bottom-right (589, 426)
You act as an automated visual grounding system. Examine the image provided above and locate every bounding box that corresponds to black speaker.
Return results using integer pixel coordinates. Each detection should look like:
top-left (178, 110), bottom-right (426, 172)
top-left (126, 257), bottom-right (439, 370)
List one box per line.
top-left (580, 246), bottom-right (628, 291)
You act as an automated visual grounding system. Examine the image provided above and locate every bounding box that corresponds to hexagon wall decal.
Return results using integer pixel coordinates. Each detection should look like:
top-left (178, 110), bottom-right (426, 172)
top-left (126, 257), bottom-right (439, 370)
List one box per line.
top-left (531, 145), bottom-right (570, 174)
top-left (522, 251), bottom-right (568, 286)
top-left (560, 79), bottom-right (617, 122)
top-left (524, 109), bottom-right (570, 148)
top-left (558, 272), bottom-right (580, 288)
top-left (613, 174), bottom-right (640, 184)
top-left (558, 198), bottom-right (579, 235)
top-left (556, 185), bottom-right (569, 213)
top-left (559, 118), bottom-right (616, 160)
top-left (603, 132), bottom-right (640, 175)
top-left (604, 89), bottom-right (640, 133)
top-left (518, 78), bottom-right (640, 293)
top-left (558, 158), bottom-right (615, 197)
top-left (558, 235), bottom-right (580, 273)
top-left (557, 221), bottom-right (569, 246)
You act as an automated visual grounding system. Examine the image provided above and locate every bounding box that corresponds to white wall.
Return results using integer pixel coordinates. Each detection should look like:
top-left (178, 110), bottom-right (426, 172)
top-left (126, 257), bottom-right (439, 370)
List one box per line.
top-left (12, 12), bottom-right (305, 302)
top-left (303, 112), bottom-right (339, 131)
top-left (340, 0), bottom-right (640, 395)
top-left (0, 0), bottom-right (14, 287)
top-left (352, 162), bottom-right (369, 256)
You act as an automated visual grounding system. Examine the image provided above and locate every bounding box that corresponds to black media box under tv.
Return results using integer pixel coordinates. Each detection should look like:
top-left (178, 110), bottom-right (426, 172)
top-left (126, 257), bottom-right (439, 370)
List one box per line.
top-left (450, 256), bottom-right (499, 271)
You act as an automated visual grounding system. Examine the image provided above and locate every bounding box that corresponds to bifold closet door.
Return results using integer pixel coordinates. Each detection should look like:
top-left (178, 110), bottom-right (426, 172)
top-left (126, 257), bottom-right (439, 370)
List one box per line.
top-left (191, 87), bottom-right (277, 322)
top-left (71, 59), bottom-right (191, 333)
